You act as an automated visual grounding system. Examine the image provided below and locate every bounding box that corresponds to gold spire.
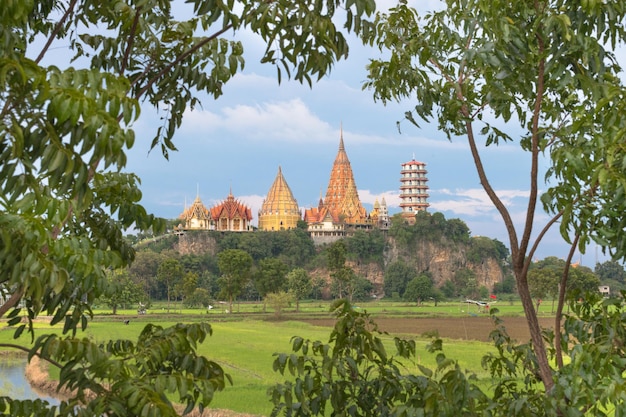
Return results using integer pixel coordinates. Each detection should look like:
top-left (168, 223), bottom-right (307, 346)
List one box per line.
top-left (258, 166), bottom-right (301, 231)
top-left (322, 129), bottom-right (367, 224)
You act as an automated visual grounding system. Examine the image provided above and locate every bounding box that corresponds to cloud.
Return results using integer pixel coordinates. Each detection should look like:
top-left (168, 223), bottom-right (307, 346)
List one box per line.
top-left (358, 189), bottom-right (401, 208)
top-left (180, 98), bottom-right (333, 141)
top-left (429, 188), bottom-right (530, 217)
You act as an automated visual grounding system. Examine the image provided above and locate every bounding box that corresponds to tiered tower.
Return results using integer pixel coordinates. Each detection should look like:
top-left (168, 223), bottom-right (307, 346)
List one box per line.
top-left (322, 132), bottom-right (367, 224)
top-left (399, 158), bottom-right (429, 223)
top-left (258, 166), bottom-right (301, 231)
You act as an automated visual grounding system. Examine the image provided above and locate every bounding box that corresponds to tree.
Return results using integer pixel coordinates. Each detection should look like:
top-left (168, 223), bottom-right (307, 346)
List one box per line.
top-left (467, 236), bottom-right (505, 264)
top-left (348, 275), bottom-right (374, 302)
top-left (128, 250), bottom-right (165, 300)
top-left (270, 300), bottom-right (489, 417)
top-left (595, 260), bottom-right (626, 285)
top-left (217, 249), bottom-right (253, 313)
top-left (326, 240), bottom-right (354, 299)
top-left (175, 271), bottom-right (199, 310)
top-left (255, 258), bottom-right (289, 309)
top-left (286, 267), bottom-right (312, 312)
top-left (529, 257), bottom-right (600, 312)
top-left (453, 268), bottom-right (478, 299)
top-left (185, 288), bottom-right (211, 309)
top-left (265, 291), bottom-right (293, 318)
top-left (404, 274), bottom-right (433, 305)
top-left (383, 261), bottom-right (416, 298)
top-left (363, 0), bottom-right (626, 391)
top-left (157, 258), bottom-right (184, 312)
top-left (100, 269), bottom-right (143, 314)
top-left (345, 229), bottom-right (385, 264)
top-left (0, 0), bottom-right (376, 413)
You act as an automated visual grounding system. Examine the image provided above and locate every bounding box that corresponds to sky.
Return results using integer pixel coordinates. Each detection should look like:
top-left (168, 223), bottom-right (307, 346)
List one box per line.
top-left (116, 1), bottom-right (614, 267)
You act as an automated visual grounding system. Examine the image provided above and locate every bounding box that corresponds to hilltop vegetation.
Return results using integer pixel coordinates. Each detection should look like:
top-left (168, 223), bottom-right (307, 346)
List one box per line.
top-left (116, 212), bottom-right (512, 311)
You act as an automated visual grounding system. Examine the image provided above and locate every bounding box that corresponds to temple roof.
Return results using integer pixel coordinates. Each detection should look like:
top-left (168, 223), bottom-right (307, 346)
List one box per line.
top-left (179, 195), bottom-right (210, 220)
top-left (402, 158), bottom-right (427, 166)
top-left (210, 191), bottom-right (253, 221)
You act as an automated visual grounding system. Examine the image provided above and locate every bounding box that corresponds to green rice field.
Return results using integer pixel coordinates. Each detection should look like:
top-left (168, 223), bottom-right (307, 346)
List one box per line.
top-left (0, 300), bottom-right (548, 416)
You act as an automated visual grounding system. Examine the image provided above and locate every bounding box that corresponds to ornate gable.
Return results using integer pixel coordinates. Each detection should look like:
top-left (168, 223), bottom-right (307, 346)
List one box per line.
top-left (210, 190), bottom-right (253, 231)
top-left (179, 195), bottom-right (211, 230)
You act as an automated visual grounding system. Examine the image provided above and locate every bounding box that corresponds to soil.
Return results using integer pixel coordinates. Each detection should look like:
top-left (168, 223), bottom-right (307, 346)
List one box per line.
top-left (300, 315), bottom-right (557, 343)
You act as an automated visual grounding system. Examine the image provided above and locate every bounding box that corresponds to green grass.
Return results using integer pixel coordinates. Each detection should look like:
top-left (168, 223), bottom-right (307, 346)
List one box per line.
top-left (94, 298), bottom-right (546, 320)
top-left (0, 299), bottom-right (549, 415)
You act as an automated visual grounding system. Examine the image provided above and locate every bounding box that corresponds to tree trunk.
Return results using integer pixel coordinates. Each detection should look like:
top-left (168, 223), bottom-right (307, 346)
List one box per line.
top-left (516, 267), bottom-right (554, 392)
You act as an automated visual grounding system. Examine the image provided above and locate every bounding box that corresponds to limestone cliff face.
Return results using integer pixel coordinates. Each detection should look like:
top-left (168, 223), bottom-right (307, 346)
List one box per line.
top-left (171, 232), bottom-right (504, 294)
top-left (174, 232), bottom-right (219, 256)
top-left (385, 238), bottom-right (504, 289)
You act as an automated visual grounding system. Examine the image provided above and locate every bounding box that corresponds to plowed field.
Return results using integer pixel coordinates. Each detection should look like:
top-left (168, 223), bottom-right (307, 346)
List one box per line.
top-left (302, 316), bottom-right (556, 342)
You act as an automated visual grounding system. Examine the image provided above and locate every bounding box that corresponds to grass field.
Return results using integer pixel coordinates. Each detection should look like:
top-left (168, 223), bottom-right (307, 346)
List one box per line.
top-left (94, 297), bottom-right (558, 318)
top-left (0, 299), bottom-right (550, 416)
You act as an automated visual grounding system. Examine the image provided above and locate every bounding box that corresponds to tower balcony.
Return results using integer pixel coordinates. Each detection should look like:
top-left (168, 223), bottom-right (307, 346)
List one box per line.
top-left (400, 184), bottom-right (430, 190)
top-left (400, 168), bottom-right (428, 175)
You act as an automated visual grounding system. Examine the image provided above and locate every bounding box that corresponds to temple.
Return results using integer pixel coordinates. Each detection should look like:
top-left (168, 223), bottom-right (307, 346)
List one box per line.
top-left (258, 166), bottom-right (301, 231)
top-left (179, 195), bottom-right (211, 230)
top-left (210, 190), bottom-right (253, 231)
top-left (176, 128), bottom-right (427, 237)
top-left (304, 130), bottom-right (370, 244)
top-left (178, 189), bottom-right (253, 232)
top-left (369, 198), bottom-right (390, 230)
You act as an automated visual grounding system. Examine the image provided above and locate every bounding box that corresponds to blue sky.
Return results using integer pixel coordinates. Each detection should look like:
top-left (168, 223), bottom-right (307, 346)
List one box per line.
top-left (120, 1), bottom-right (614, 267)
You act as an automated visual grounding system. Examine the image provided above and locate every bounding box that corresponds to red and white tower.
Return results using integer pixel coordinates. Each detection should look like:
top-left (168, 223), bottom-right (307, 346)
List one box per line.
top-left (399, 158), bottom-right (429, 223)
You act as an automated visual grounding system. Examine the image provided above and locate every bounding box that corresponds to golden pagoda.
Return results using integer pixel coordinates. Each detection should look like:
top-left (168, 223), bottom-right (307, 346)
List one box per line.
top-left (258, 166), bottom-right (301, 231)
top-left (321, 131), bottom-right (367, 224)
top-left (179, 195), bottom-right (211, 230)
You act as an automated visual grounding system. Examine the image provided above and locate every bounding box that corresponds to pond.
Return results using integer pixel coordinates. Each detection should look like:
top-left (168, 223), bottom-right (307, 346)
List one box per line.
top-left (0, 360), bottom-right (60, 405)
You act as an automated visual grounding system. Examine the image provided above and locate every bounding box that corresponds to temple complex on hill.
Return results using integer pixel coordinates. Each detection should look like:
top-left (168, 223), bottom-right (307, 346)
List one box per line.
top-left (179, 189), bottom-right (253, 232)
top-left (177, 128), bottom-right (426, 238)
top-left (257, 166), bottom-right (301, 231)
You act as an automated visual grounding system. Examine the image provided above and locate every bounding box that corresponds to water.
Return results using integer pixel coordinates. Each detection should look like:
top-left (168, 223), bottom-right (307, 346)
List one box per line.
top-left (0, 361), bottom-right (60, 405)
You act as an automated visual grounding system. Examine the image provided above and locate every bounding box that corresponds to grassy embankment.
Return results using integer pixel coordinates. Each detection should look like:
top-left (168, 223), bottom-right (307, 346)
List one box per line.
top-left (0, 300), bottom-right (541, 416)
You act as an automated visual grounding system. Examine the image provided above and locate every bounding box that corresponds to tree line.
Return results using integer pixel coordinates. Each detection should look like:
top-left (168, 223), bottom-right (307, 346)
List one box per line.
top-left (102, 211), bottom-right (619, 314)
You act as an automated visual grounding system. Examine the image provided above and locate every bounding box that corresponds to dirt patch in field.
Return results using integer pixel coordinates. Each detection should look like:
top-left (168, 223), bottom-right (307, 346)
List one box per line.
top-left (300, 315), bottom-right (557, 343)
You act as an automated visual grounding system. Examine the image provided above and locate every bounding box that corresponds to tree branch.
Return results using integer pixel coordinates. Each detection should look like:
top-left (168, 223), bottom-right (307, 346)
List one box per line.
top-left (519, 25), bottom-right (546, 262)
top-left (0, 343), bottom-right (64, 370)
top-left (134, 24), bottom-right (234, 103)
top-left (554, 233), bottom-right (580, 369)
top-left (120, 6), bottom-right (142, 76)
top-left (35, 0), bottom-right (79, 64)
top-left (0, 290), bottom-right (24, 318)
top-left (524, 210), bottom-right (564, 275)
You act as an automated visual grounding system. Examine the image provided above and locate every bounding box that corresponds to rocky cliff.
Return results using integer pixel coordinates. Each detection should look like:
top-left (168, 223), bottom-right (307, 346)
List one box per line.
top-left (173, 231), bottom-right (505, 294)
top-left (175, 231), bottom-right (219, 255)
top-left (385, 238), bottom-right (505, 289)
